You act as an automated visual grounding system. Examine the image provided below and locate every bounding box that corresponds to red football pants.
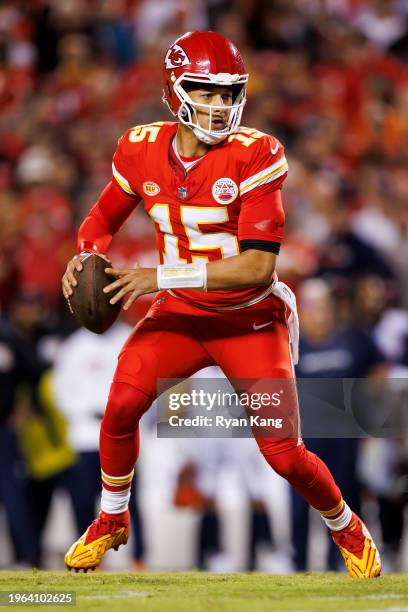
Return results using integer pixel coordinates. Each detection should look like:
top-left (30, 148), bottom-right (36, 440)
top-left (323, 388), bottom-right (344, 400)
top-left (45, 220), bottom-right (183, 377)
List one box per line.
top-left (101, 291), bottom-right (341, 511)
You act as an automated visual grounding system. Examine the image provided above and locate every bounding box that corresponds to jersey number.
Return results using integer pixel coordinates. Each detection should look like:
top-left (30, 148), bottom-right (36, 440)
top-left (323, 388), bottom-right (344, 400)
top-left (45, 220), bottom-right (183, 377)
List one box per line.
top-left (130, 123), bottom-right (245, 263)
top-left (128, 123), bottom-right (165, 143)
top-left (129, 123), bottom-right (264, 147)
top-left (148, 204), bottom-right (239, 263)
top-left (228, 127), bottom-right (264, 147)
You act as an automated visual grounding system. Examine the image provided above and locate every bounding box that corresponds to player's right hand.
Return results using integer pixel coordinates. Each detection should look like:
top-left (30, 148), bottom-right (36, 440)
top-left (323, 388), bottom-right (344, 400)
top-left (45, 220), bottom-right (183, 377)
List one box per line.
top-left (62, 253), bottom-right (111, 299)
top-left (62, 255), bottom-right (84, 299)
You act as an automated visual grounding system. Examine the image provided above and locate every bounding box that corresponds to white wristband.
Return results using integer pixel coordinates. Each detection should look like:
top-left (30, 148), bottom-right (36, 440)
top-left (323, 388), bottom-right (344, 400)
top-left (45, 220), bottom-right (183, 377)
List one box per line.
top-left (157, 263), bottom-right (207, 291)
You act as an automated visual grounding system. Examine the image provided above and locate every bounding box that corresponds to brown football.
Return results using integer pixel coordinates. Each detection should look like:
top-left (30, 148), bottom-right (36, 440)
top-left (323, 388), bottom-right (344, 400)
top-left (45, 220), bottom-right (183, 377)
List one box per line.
top-left (67, 253), bottom-right (122, 334)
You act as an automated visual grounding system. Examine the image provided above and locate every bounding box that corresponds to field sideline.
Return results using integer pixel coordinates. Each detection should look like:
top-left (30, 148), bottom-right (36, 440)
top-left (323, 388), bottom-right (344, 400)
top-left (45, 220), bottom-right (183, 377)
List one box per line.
top-left (0, 572), bottom-right (407, 611)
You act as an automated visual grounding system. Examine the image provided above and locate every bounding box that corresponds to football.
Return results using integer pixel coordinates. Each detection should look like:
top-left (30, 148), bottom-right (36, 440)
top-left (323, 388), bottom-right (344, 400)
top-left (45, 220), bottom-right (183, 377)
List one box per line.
top-left (67, 253), bottom-right (122, 334)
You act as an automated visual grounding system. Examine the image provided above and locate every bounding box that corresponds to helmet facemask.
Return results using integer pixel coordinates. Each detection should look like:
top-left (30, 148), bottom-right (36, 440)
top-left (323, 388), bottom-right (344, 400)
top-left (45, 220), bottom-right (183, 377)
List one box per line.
top-left (170, 73), bottom-right (247, 145)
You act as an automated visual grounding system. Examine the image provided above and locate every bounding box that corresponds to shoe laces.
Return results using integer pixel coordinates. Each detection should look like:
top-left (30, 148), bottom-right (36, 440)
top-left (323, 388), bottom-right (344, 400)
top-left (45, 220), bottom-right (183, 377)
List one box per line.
top-left (89, 516), bottom-right (114, 536)
top-left (333, 519), bottom-right (365, 555)
top-left (86, 513), bottom-right (125, 542)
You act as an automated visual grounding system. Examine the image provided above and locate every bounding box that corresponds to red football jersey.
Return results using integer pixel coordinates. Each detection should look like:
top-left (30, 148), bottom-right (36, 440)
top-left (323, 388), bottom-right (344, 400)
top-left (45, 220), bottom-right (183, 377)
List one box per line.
top-left (80, 121), bottom-right (288, 309)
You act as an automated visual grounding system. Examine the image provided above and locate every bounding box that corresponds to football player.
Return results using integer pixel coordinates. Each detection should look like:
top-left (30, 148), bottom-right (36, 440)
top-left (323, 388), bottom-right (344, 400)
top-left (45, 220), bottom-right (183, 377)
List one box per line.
top-left (62, 31), bottom-right (381, 577)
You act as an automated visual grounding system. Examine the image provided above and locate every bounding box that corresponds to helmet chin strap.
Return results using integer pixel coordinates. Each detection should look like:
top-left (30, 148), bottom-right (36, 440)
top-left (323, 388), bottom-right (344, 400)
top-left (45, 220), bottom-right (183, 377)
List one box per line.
top-left (192, 125), bottom-right (229, 145)
top-left (178, 102), bottom-right (230, 145)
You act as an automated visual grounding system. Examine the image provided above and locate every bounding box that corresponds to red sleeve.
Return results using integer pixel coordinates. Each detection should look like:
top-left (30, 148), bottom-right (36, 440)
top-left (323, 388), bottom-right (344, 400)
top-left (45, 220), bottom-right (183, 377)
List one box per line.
top-left (238, 134), bottom-right (288, 254)
top-left (77, 178), bottom-right (140, 253)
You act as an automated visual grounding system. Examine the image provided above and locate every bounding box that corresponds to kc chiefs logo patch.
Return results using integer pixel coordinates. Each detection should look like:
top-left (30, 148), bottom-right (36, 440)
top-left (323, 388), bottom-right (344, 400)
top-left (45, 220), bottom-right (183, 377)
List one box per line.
top-left (212, 177), bottom-right (239, 205)
top-left (164, 44), bottom-right (190, 69)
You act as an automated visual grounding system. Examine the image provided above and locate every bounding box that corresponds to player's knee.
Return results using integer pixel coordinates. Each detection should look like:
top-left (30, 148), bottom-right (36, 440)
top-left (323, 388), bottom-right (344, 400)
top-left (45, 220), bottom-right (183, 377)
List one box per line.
top-left (262, 443), bottom-right (318, 485)
top-left (102, 381), bottom-right (151, 436)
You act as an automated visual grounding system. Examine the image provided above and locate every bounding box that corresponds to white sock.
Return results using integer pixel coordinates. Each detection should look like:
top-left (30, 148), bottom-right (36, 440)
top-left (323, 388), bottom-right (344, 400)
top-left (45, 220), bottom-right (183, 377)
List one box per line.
top-left (101, 487), bottom-right (131, 514)
top-left (100, 468), bottom-right (134, 514)
top-left (321, 502), bottom-right (352, 531)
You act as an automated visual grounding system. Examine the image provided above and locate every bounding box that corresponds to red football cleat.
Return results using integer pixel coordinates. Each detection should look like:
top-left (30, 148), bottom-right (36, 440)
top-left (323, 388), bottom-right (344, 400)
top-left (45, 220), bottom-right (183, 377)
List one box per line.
top-left (65, 510), bottom-right (130, 571)
top-left (331, 512), bottom-right (381, 578)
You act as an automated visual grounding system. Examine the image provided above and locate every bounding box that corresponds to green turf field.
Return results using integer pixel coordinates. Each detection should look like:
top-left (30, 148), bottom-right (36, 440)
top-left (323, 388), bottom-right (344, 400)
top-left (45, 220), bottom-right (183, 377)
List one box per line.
top-left (0, 571), bottom-right (407, 611)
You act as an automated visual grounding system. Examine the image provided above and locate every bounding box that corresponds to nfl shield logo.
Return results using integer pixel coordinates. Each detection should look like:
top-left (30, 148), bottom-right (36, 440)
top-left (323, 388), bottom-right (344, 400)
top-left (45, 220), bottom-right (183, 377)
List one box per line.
top-left (178, 186), bottom-right (188, 200)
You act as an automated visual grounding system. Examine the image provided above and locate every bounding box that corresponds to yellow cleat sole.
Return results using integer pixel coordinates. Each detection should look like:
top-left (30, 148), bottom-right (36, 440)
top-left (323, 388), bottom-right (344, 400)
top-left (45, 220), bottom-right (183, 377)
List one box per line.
top-left (64, 534), bottom-right (127, 573)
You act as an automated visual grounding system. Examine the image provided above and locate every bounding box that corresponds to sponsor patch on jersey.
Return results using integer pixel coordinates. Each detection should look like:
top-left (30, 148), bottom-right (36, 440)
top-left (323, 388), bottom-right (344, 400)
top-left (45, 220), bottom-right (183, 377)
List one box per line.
top-left (212, 177), bottom-right (239, 204)
top-left (143, 181), bottom-right (160, 196)
top-left (164, 44), bottom-right (190, 69)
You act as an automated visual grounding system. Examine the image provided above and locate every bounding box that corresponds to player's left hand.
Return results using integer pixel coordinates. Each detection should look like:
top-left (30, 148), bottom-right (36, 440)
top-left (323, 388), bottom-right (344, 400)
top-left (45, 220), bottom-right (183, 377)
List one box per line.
top-left (103, 263), bottom-right (158, 310)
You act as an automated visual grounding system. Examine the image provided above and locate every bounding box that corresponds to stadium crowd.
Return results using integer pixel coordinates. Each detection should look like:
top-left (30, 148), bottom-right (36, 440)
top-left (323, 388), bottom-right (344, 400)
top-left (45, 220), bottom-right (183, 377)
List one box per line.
top-left (0, 0), bottom-right (408, 571)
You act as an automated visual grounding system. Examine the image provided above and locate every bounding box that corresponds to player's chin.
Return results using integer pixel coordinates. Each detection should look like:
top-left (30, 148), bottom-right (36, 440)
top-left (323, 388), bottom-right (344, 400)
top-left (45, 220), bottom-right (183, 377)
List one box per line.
top-left (211, 120), bottom-right (227, 131)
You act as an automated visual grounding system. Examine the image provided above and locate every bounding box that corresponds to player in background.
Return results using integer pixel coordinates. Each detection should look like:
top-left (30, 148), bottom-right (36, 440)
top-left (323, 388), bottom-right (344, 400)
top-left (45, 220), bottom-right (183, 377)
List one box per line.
top-left (61, 31), bottom-right (381, 578)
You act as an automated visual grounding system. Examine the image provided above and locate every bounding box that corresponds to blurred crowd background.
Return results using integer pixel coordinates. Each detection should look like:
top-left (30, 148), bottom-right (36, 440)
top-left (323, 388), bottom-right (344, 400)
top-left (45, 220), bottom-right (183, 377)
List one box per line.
top-left (1, 0), bottom-right (408, 573)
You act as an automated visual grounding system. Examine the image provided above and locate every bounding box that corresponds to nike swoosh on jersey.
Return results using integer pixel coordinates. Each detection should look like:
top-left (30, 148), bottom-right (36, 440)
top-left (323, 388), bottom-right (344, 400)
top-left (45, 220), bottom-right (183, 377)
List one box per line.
top-left (271, 143), bottom-right (279, 155)
top-left (253, 321), bottom-right (273, 331)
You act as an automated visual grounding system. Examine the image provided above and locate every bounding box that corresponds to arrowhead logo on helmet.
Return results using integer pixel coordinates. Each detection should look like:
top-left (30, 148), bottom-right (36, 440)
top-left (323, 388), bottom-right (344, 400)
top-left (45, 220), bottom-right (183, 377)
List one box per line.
top-left (164, 44), bottom-right (190, 69)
